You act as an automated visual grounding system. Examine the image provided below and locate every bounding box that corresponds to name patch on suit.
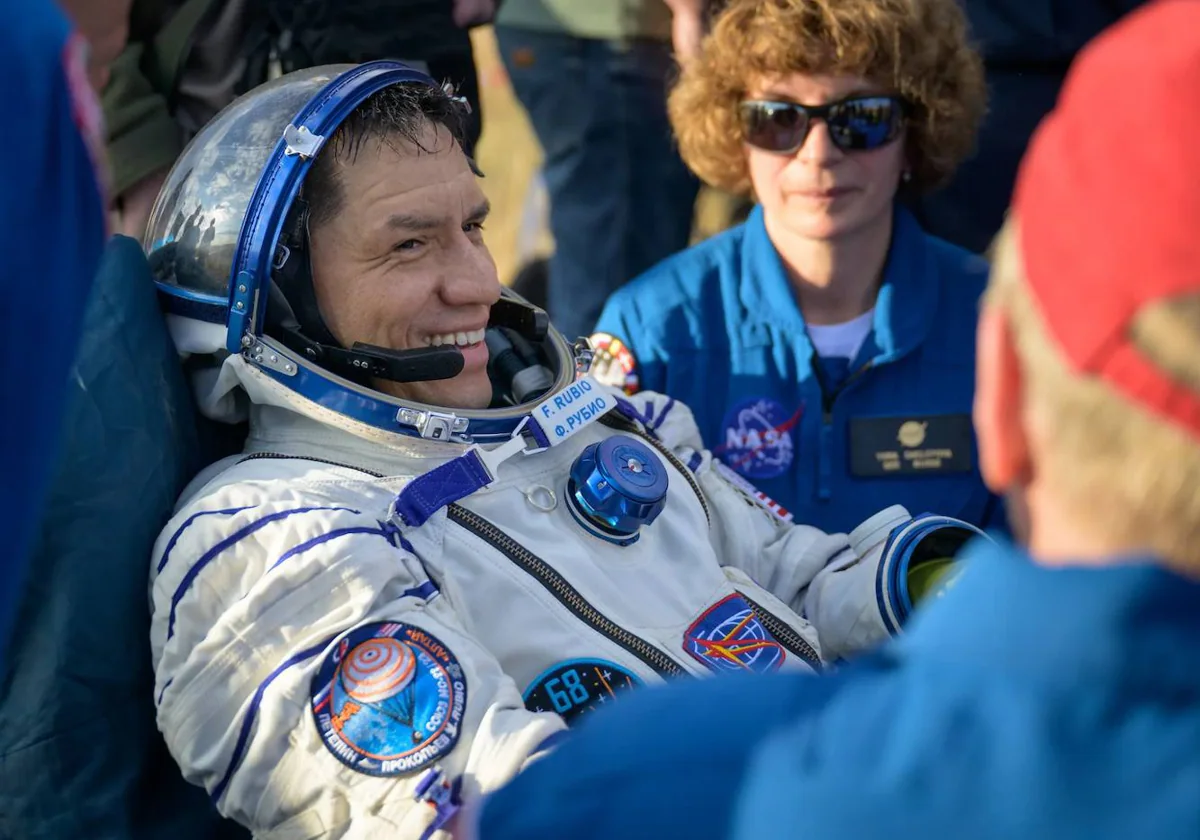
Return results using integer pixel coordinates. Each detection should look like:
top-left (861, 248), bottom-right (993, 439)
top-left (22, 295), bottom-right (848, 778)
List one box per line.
top-left (523, 659), bottom-right (642, 724)
top-left (310, 622), bottom-right (466, 777)
top-left (849, 414), bottom-right (974, 477)
top-left (683, 595), bottom-right (786, 674)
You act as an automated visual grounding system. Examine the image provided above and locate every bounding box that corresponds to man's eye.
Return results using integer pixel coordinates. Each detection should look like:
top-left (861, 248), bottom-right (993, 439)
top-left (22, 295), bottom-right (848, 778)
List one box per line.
top-left (394, 239), bottom-right (422, 252)
top-left (464, 221), bottom-right (485, 234)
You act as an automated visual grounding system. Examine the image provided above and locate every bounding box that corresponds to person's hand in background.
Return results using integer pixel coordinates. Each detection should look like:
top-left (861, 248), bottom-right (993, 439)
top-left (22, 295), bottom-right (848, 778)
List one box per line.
top-left (453, 0), bottom-right (497, 28)
top-left (663, 0), bottom-right (707, 64)
top-left (57, 0), bottom-right (132, 90)
top-left (116, 168), bottom-right (169, 240)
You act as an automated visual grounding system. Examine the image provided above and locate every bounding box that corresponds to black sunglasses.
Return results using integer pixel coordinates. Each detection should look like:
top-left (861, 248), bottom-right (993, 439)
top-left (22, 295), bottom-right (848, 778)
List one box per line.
top-left (739, 95), bottom-right (908, 154)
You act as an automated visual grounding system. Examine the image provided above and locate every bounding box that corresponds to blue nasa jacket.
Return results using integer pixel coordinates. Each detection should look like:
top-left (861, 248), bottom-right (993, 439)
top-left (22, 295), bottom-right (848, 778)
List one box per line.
top-left (477, 538), bottom-right (1200, 840)
top-left (594, 204), bottom-right (1002, 535)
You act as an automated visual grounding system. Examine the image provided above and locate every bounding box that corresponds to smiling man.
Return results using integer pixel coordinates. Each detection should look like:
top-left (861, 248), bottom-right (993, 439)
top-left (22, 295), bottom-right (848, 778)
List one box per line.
top-left (302, 97), bottom-right (498, 409)
top-left (144, 63), bottom-right (992, 839)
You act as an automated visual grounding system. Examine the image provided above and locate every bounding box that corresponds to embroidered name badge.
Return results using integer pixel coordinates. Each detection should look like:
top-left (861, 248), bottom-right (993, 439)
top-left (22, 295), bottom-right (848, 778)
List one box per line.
top-left (588, 333), bottom-right (640, 395)
top-left (716, 397), bottom-right (800, 480)
top-left (683, 595), bottom-right (786, 674)
top-left (311, 622), bottom-right (466, 777)
top-left (849, 414), bottom-right (974, 477)
top-left (529, 376), bottom-right (615, 446)
top-left (523, 659), bottom-right (642, 724)
top-left (713, 461), bottom-right (794, 524)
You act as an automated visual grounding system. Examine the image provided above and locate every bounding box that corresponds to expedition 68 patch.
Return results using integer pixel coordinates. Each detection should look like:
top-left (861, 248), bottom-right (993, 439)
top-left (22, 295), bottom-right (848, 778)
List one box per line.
top-left (523, 659), bottom-right (641, 724)
top-left (310, 622), bottom-right (466, 777)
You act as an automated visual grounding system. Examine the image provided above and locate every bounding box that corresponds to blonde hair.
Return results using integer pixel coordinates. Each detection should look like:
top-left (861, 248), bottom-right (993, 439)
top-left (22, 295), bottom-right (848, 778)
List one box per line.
top-left (987, 217), bottom-right (1200, 570)
top-left (668, 0), bottom-right (986, 196)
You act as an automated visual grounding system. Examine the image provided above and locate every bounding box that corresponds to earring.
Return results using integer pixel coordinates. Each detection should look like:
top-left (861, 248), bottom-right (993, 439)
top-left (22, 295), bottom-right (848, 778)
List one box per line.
top-left (902, 169), bottom-right (913, 183)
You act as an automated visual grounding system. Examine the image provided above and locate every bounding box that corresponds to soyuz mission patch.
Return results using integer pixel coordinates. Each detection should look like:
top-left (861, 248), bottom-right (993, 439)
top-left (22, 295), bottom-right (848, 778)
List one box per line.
top-left (523, 659), bottom-right (641, 724)
top-left (311, 622), bottom-right (466, 777)
top-left (587, 333), bottom-right (640, 395)
top-left (684, 595), bottom-right (786, 674)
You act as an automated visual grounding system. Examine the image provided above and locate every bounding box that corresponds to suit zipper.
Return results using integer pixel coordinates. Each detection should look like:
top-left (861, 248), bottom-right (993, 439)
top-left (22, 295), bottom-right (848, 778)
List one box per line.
top-left (446, 504), bottom-right (687, 679)
top-left (820, 360), bottom-right (875, 425)
top-left (738, 592), bottom-right (822, 668)
top-left (817, 361), bottom-right (875, 500)
top-left (239, 454), bottom-right (813, 670)
top-left (238, 451), bottom-right (385, 477)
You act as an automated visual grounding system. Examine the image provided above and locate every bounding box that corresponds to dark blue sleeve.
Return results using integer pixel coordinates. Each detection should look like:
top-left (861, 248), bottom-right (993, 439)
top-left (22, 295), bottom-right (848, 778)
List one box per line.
top-left (477, 672), bottom-right (844, 840)
top-left (0, 0), bottom-right (107, 660)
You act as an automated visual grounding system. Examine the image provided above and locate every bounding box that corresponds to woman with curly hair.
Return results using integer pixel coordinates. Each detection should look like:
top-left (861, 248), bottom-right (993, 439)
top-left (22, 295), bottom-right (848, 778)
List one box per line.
top-left (590, 0), bottom-right (1003, 534)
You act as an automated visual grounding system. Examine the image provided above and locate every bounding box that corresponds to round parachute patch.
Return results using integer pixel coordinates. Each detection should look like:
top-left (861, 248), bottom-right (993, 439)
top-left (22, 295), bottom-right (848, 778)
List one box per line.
top-left (588, 333), bottom-right (640, 395)
top-left (716, 397), bottom-right (799, 480)
top-left (523, 659), bottom-right (641, 724)
top-left (311, 622), bottom-right (466, 777)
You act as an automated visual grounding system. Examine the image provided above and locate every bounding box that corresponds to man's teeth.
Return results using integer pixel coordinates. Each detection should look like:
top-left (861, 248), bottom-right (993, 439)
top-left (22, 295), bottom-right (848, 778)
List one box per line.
top-left (427, 328), bottom-right (486, 347)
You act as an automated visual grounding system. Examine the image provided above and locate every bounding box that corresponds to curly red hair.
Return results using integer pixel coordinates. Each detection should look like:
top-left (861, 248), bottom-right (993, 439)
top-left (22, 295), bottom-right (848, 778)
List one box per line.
top-left (670, 0), bottom-right (986, 194)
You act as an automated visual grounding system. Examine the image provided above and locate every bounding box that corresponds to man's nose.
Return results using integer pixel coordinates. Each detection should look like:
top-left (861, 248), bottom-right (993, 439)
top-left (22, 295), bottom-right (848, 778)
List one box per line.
top-left (440, 239), bottom-right (503, 308)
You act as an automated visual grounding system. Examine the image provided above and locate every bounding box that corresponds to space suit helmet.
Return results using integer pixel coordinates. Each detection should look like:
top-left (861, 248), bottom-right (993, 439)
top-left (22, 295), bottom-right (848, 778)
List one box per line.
top-left (144, 62), bottom-right (583, 445)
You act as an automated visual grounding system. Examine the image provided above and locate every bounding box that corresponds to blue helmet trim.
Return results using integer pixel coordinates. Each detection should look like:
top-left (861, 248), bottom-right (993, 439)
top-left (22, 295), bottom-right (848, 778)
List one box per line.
top-left (227, 61), bottom-right (438, 353)
top-left (215, 61), bottom-right (554, 443)
top-left (254, 339), bottom-right (543, 445)
top-left (157, 285), bottom-right (229, 324)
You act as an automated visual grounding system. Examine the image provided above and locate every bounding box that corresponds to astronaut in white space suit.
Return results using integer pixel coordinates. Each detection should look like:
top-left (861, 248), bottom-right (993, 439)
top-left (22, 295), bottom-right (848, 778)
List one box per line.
top-left (145, 62), bottom-right (987, 840)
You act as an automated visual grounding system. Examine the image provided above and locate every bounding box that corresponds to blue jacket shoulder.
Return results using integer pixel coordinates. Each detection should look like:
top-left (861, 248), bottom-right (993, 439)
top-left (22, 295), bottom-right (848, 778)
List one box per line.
top-left (598, 223), bottom-right (748, 349)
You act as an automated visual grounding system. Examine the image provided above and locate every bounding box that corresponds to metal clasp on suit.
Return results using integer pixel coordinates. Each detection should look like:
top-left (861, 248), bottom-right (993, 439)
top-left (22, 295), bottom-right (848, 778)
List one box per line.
top-left (573, 337), bottom-right (595, 375)
top-left (282, 124), bottom-right (325, 159)
top-left (396, 407), bottom-right (470, 441)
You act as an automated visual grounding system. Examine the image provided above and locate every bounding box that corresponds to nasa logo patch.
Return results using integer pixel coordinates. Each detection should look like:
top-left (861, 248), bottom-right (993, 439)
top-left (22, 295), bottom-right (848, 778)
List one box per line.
top-left (716, 397), bottom-right (800, 480)
top-left (683, 595), bottom-right (786, 674)
top-left (588, 333), bottom-right (640, 395)
top-left (311, 622), bottom-right (466, 777)
top-left (523, 659), bottom-right (641, 724)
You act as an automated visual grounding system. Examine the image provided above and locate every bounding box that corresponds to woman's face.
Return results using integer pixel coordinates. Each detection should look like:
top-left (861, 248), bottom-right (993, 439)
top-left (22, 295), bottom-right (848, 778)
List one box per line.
top-left (745, 73), bottom-right (907, 242)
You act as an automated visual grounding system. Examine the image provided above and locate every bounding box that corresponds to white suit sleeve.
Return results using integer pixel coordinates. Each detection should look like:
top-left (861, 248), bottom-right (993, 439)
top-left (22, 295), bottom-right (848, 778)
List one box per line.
top-left (149, 481), bottom-right (564, 840)
top-left (625, 392), bottom-right (985, 663)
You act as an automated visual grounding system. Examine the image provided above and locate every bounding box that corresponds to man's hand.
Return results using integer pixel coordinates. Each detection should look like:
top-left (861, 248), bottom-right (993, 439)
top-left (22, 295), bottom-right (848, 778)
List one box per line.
top-left (452, 0), bottom-right (497, 28)
top-left (662, 0), bottom-right (707, 65)
top-left (116, 168), bottom-right (169, 240)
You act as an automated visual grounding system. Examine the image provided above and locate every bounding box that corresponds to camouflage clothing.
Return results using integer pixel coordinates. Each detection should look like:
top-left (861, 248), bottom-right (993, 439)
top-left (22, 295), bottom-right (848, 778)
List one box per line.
top-left (102, 0), bottom-right (483, 198)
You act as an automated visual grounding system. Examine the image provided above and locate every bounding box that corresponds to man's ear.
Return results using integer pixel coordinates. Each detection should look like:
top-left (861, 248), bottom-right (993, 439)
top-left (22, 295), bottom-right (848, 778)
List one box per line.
top-left (974, 303), bottom-right (1032, 494)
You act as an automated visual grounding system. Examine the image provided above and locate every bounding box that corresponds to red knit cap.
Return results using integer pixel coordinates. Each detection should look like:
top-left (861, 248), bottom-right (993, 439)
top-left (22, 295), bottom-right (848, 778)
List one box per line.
top-left (1014, 0), bottom-right (1200, 439)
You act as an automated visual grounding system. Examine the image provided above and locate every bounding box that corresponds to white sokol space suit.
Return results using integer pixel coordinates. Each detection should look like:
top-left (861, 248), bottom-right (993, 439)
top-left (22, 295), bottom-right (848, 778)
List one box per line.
top-left (144, 63), bottom-right (986, 840)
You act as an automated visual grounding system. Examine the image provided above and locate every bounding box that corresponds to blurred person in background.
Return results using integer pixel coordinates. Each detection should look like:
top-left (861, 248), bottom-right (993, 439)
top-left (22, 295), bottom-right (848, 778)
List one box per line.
top-left (907, 0), bottom-right (1148, 253)
top-left (474, 4), bottom-right (1200, 838)
top-left (0, 0), bottom-right (108, 659)
top-left (103, 0), bottom-right (496, 239)
top-left (591, 0), bottom-right (1004, 536)
top-left (493, 0), bottom-right (705, 343)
